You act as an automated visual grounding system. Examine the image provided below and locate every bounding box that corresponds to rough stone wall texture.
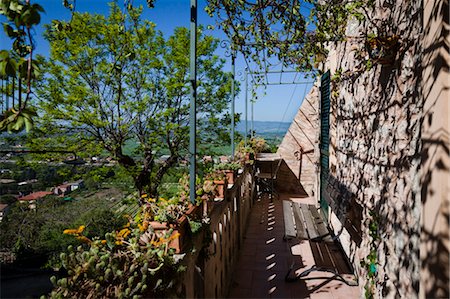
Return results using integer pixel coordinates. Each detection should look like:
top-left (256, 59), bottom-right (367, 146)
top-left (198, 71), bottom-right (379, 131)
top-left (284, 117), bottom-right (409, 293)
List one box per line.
top-left (277, 84), bottom-right (320, 196)
top-left (278, 1), bottom-right (448, 297)
top-left (420, 0), bottom-right (449, 298)
top-left (323, 1), bottom-right (424, 298)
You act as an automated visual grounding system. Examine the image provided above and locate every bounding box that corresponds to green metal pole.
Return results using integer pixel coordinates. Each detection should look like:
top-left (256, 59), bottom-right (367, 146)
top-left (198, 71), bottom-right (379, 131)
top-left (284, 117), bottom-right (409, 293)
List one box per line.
top-left (189, 0), bottom-right (197, 204)
top-left (251, 96), bottom-right (254, 137)
top-left (231, 52), bottom-right (235, 158)
top-left (244, 68), bottom-right (248, 146)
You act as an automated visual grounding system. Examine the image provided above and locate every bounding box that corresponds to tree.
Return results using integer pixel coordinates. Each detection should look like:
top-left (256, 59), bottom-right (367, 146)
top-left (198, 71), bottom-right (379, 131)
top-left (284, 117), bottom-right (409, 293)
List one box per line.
top-left (0, 0), bottom-right (43, 133)
top-left (0, 195), bottom-right (126, 264)
top-left (34, 3), bottom-right (233, 198)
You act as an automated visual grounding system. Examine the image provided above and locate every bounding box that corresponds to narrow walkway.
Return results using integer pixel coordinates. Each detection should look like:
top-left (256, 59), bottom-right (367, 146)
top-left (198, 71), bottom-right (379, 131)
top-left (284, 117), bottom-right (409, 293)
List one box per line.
top-left (228, 193), bottom-right (360, 299)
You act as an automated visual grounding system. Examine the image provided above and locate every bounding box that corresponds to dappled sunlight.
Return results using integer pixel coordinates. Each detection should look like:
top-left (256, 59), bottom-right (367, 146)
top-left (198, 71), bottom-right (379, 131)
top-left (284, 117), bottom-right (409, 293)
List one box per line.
top-left (229, 192), bottom-right (358, 298)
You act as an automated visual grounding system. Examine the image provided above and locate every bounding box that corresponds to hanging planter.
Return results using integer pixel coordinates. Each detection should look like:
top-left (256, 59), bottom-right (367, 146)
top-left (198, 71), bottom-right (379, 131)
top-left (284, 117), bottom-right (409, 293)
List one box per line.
top-left (366, 34), bottom-right (399, 65)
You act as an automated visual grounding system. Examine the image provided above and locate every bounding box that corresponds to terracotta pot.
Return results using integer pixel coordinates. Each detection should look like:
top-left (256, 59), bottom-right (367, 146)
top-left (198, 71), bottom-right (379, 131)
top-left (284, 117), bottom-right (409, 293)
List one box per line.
top-left (149, 212), bottom-right (191, 253)
top-left (202, 200), bottom-right (215, 216)
top-left (213, 179), bottom-right (226, 199)
top-left (185, 203), bottom-right (201, 218)
top-left (224, 170), bottom-right (235, 185)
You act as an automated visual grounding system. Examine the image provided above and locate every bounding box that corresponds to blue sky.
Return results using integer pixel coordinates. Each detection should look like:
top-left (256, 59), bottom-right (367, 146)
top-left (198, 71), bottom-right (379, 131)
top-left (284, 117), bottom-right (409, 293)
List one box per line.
top-left (1, 0), bottom-right (314, 123)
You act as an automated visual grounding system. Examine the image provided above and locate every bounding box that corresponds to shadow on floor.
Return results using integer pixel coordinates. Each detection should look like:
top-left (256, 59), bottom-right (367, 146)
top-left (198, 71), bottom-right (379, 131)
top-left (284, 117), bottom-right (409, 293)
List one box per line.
top-left (228, 194), bottom-right (360, 299)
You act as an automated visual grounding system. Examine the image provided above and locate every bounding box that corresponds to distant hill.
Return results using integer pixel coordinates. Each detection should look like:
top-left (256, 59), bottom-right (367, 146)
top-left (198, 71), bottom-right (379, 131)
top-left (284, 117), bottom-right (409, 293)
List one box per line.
top-left (236, 120), bottom-right (291, 138)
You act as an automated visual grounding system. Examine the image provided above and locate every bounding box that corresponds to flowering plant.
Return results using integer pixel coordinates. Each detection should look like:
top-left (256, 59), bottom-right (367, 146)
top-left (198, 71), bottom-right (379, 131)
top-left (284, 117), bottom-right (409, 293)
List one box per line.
top-left (52, 205), bottom-right (183, 298)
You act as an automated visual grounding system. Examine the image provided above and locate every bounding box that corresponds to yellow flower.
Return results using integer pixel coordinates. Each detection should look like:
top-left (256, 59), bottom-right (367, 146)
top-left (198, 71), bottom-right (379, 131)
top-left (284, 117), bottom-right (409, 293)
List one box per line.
top-left (152, 237), bottom-right (165, 247)
top-left (63, 228), bottom-right (78, 235)
top-left (76, 225), bottom-right (86, 234)
top-left (138, 220), bottom-right (149, 232)
top-left (141, 193), bottom-right (148, 198)
top-left (76, 236), bottom-right (91, 244)
top-left (118, 228), bottom-right (131, 238)
top-left (168, 232), bottom-right (180, 242)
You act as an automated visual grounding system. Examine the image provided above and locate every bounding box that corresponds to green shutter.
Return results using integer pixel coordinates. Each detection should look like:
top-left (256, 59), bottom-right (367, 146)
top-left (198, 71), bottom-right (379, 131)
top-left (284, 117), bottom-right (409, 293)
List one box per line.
top-left (320, 71), bottom-right (331, 221)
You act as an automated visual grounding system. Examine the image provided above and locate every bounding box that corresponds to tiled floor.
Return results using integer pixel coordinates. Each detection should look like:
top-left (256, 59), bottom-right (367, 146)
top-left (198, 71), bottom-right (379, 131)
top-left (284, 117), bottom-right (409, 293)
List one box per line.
top-left (228, 193), bottom-right (360, 299)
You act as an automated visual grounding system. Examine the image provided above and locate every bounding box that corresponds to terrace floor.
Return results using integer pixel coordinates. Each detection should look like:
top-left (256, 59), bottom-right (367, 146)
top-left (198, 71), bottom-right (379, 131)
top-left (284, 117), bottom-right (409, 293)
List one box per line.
top-left (228, 193), bottom-right (360, 299)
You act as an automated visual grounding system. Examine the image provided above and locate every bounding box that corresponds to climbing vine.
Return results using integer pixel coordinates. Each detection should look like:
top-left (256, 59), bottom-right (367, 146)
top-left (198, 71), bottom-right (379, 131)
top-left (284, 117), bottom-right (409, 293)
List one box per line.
top-left (205, 0), bottom-right (374, 74)
top-left (360, 210), bottom-right (380, 299)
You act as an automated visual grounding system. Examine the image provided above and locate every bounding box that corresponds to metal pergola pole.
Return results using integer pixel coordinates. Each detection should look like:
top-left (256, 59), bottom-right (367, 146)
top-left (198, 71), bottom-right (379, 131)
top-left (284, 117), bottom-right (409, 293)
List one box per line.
top-left (251, 97), bottom-right (254, 138)
top-left (231, 52), bottom-right (235, 158)
top-left (189, 0), bottom-right (197, 204)
top-left (244, 68), bottom-right (248, 146)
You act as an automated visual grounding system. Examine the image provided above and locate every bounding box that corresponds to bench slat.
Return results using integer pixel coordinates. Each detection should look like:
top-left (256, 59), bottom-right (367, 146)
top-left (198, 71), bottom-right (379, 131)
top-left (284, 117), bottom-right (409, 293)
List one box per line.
top-left (283, 200), bottom-right (296, 239)
top-left (308, 205), bottom-right (332, 241)
top-left (292, 202), bottom-right (308, 239)
top-left (299, 203), bottom-right (320, 239)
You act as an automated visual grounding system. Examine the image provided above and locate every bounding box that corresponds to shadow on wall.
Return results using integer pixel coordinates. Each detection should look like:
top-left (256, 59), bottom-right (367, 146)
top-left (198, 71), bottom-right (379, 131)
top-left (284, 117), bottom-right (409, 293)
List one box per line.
top-left (420, 0), bottom-right (450, 297)
top-left (276, 160), bottom-right (309, 196)
top-left (324, 175), bottom-right (363, 247)
top-left (324, 1), bottom-right (426, 297)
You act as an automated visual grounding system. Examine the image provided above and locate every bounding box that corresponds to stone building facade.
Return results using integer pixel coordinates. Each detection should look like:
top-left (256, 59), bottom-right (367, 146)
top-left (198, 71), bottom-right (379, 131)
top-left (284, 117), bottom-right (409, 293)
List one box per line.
top-left (277, 0), bottom-right (449, 298)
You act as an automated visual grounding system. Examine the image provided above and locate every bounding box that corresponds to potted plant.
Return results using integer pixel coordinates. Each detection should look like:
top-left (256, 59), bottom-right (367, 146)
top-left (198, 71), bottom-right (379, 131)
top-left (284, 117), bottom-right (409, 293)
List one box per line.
top-left (205, 170), bottom-right (227, 200)
top-left (214, 162), bottom-right (241, 184)
top-left (178, 174), bottom-right (216, 216)
top-left (249, 136), bottom-right (272, 154)
top-left (57, 205), bottom-right (186, 298)
top-left (146, 196), bottom-right (194, 253)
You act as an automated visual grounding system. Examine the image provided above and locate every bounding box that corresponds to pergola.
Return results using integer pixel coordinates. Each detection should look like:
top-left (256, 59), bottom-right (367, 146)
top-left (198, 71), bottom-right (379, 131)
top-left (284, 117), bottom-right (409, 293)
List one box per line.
top-left (188, 0), bottom-right (314, 204)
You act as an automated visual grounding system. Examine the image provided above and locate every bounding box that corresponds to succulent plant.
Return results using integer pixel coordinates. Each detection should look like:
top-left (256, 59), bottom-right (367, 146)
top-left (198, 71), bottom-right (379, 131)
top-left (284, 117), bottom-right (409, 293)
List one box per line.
top-left (46, 205), bottom-right (184, 298)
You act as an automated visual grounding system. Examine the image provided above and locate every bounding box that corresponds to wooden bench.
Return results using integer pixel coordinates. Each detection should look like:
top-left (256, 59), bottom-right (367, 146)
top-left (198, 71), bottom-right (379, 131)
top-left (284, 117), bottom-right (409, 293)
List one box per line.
top-left (282, 200), bottom-right (358, 286)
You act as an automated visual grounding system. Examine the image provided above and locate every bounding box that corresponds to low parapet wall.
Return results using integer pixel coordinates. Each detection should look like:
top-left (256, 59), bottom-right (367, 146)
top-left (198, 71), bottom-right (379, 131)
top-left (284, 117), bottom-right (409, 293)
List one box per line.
top-left (178, 166), bottom-right (256, 298)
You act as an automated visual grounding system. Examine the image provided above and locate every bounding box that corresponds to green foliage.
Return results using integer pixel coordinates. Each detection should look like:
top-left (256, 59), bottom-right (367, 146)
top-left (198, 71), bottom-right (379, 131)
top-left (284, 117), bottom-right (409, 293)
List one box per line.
top-left (360, 210), bottom-right (380, 299)
top-left (0, 194), bottom-right (17, 204)
top-left (237, 137), bottom-right (269, 155)
top-left (0, 193), bottom-right (126, 265)
top-left (178, 174), bottom-right (216, 204)
top-left (206, 0), bottom-right (373, 74)
top-left (76, 208), bottom-right (127, 240)
top-left (47, 210), bottom-right (182, 299)
top-left (148, 196), bottom-right (190, 224)
top-left (35, 4), bottom-right (233, 198)
top-left (0, 0), bottom-right (44, 132)
top-left (214, 162), bottom-right (241, 171)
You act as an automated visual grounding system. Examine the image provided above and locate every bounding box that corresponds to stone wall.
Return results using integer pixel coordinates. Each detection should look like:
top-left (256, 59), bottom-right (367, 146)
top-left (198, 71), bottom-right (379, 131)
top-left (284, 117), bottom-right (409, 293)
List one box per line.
top-left (177, 166), bottom-right (255, 298)
top-left (272, 1), bottom-right (448, 297)
top-left (277, 85), bottom-right (320, 197)
top-left (420, 0), bottom-right (449, 298)
top-left (324, 1), bottom-right (423, 296)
